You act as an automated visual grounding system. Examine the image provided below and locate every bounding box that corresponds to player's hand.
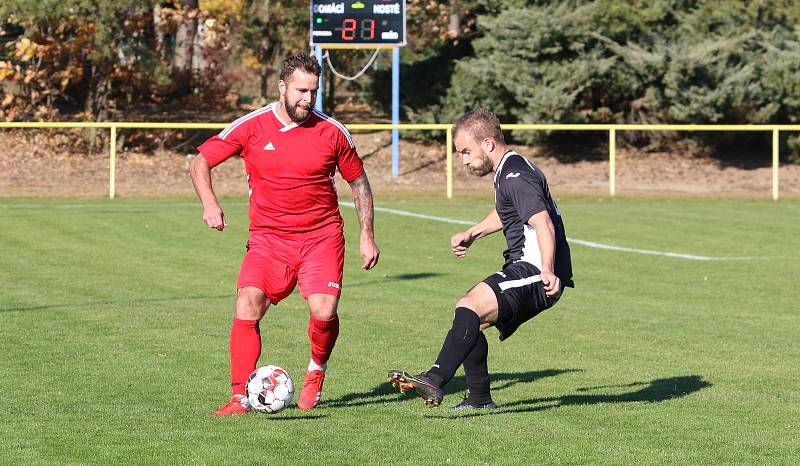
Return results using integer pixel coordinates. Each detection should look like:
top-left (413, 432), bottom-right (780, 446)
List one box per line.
top-left (360, 234), bottom-right (380, 270)
top-left (540, 271), bottom-right (561, 298)
top-left (203, 203), bottom-right (227, 231)
top-left (451, 231), bottom-right (476, 258)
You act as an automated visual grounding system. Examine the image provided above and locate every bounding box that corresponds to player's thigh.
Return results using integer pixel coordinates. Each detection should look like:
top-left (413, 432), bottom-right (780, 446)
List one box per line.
top-left (237, 234), bottom-right (299, 305)
top-left (456, 282), bottom-right (500, 325)
top-left (296, 232), bottom-right (345, 300)
top-left (483, 262), bottom-right (556, 341)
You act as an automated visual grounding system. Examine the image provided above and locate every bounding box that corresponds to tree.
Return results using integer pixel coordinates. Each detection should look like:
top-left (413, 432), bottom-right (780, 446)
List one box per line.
top-left (0, 0), bottom-right (157, 120)
top-left (172, 0), bottom-right (199, 99)
top-left (239, 1), bottom-right (306, 105)
top-left (427, 0), bottom-right (800, 153)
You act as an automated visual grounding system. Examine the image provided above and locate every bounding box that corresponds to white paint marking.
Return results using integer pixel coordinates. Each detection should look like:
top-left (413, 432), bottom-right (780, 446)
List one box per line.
top-left (565, 238), bottom-right (754, 261)
top-left (338, 202), bottom-right (758, 261)
top-left (349, 203), bottom-right (473, 226)
top-left (0, 200), bottom-right (759, 261)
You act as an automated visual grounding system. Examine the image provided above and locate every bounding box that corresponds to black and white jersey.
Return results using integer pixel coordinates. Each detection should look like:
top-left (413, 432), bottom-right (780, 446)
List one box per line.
top-left (494, 151), bottom-right (573, 287)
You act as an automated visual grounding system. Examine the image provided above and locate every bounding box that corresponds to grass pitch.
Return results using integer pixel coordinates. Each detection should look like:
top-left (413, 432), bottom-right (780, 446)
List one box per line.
top-left (0, 195), bottom-right (798, 464)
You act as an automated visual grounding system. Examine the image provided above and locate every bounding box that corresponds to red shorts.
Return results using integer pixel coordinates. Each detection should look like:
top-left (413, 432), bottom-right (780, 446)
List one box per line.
top-left (236, 230), bottom-right (345, 304)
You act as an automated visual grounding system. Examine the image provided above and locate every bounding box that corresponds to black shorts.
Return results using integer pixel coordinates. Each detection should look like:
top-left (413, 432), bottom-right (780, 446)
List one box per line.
top-left (482, 261), bottom-right (562, 341)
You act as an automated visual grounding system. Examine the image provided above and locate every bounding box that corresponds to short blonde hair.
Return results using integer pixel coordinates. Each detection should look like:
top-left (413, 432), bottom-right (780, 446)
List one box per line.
top-left (451, 108), bottom-right (505, 144)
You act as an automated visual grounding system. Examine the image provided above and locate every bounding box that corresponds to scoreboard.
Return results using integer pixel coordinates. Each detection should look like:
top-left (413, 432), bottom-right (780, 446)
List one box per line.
top-left (310, 0), bottom-right (406, 47)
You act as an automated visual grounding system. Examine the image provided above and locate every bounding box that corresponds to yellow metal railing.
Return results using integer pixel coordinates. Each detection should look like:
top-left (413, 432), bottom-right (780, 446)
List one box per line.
top-left (1, 121), bottom-right (796, 200)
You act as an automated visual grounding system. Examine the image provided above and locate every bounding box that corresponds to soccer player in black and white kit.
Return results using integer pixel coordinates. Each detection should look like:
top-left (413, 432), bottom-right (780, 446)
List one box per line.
top-left (389, 108), bottom-right (573, 410)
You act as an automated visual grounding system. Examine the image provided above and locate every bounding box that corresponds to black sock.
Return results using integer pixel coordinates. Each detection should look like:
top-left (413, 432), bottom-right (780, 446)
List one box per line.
top-left (463, 331), bottom-right (492, 404)
top-left (427, 307), bottom-right (480, 387)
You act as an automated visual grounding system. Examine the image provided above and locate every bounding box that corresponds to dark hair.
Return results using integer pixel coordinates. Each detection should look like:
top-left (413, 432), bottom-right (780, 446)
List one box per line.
top-left (279, 52), bottom-right (322, 82)
top-left (451, 108), bottom-right (505, 144)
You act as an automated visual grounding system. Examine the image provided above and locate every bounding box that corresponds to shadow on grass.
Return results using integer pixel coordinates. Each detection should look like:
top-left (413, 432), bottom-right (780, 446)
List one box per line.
top-left (348, 272), bottom-right (444, 288)
top-left (87, 210), bottom-right (154, 215)
top-left (0, 294), bottom-right (231, 313)
top-left (261, 413), bottom-right (326, 420)
top-left (319, 369), bottom-right (580, 409)
top-left (424, 374), bottom-right (712, 418)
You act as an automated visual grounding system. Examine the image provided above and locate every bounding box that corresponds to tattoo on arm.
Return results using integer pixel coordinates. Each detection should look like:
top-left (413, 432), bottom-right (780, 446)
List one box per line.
top-left (349, 173), bottom-right (374, 234)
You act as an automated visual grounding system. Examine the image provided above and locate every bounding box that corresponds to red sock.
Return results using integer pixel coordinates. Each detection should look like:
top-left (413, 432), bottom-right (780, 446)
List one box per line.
top-left (308, 316), bottom-right (339, 366)
top-left (229, 318), bottom-right (261, 395)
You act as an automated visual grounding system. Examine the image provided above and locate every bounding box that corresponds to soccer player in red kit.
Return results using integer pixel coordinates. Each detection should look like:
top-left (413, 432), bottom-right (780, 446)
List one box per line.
top-left (190, 53), bottom-right (380, 416)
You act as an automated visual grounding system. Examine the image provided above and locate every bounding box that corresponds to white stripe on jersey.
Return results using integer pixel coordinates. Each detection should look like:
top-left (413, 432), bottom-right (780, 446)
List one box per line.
top-left (312, 109), bottom-right (355, 148)
top-left (498, 274), bottom-right (542, 292)
top-left (520, 224), bottom-right (543, 270)
top-left (219, 104), bottom-right (273, 140)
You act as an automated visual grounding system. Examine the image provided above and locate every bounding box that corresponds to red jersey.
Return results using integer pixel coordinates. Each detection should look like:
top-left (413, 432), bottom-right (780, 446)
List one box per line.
top-left (198, 104), bottom-right (364, 236)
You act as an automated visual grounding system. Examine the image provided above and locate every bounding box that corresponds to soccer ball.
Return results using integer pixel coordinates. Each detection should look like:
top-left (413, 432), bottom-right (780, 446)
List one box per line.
top-left (245, 365), bottom-right (295, 413)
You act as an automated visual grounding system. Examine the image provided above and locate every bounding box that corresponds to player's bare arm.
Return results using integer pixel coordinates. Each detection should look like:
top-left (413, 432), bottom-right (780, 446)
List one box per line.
top-left (348, 171), bottom-right (380, 270)
top-left (451, 209), bottom-right (503, 258)
top-left (189, 155), bottom-right (227, 231)
top-left (528, 210), bottom-right (560, 296)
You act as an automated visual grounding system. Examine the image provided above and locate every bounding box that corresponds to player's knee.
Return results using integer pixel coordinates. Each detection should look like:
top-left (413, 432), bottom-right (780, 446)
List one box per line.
top-left (308, 294), bottom-right (339, 320)
top-left (455, 296), bottom-right (476, 313)
top-left (235, 300), bottom-right (261, 320)
top-left (455, 289), bottom-right (497, 324)
top-left (309, 303), bottom-right (337, 320)
top-left (235, 290), bottom-right (267, 320)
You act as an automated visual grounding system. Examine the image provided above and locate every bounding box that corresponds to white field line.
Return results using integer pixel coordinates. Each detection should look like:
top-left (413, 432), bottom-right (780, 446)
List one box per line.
top-left (0, 200), bottom-right (757, 261)
top-left (339, 202), bottom-right (758, 261)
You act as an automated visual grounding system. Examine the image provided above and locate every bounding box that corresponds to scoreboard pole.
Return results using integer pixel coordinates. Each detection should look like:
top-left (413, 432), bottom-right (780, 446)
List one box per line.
top-left (314, 46), bottom-right (324, 112)
top-left (314, 45), bottom-right (400, 176)
top-left (310, 0), bottom-right (406, 175)
top-left (391, 46), bottom-right (400, 177)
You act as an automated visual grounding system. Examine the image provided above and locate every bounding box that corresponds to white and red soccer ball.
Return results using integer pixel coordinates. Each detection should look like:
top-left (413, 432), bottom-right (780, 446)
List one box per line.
top-left (245, 365), bottom-right (295, 413)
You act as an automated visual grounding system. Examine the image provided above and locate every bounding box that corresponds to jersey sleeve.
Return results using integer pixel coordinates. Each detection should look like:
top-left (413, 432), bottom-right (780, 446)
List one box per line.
top-left (505, 167), bottom-right (549, 224)
top-left (197, 120), bottom-right (250, 168)
top-left (334, 125), bottom-right (364, 182)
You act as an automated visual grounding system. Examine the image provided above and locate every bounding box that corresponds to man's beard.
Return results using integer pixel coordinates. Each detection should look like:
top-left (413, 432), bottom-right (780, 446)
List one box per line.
top-left (284, 96), bottom-right (311, 122)
top-left (468, 156), bottom-right (493, 177)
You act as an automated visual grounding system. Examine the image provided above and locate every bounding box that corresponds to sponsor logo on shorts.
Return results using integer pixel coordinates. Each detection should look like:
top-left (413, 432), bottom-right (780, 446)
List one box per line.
top-left (327, 282), bottom-right (341, 289)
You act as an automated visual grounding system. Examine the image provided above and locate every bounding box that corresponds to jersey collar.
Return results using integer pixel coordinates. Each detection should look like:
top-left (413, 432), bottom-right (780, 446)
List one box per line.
top-left (493, 150), bottom-right (518, 184)
top-left (272, 101), bottom-right (312, 132)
